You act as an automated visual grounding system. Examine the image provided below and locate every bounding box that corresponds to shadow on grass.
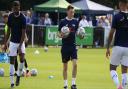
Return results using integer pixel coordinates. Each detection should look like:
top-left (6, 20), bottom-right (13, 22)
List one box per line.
top-left (4, 75), bottom-right (10, 77)
top-left (0, 88), bottom-right (12, 89)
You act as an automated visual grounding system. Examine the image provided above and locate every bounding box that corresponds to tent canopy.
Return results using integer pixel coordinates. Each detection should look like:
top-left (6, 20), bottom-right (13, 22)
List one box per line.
top-left (72, 0), bottom-right (114, 15)
top-left (34, 0), bottom-right (81, 13)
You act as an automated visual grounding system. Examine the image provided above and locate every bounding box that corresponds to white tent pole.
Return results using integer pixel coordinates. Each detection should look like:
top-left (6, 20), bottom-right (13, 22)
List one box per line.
top-left (31, 24), bottom-right (34, 47)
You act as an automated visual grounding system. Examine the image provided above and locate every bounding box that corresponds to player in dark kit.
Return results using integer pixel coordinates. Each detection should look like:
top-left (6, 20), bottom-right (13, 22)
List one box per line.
top-left (3, 13), bottom-right (29, 77)
top-left (58, 5), bottom-right (79, 89)
top-left (106, 0), bottom-right (128, 89)
top-left (3, 1), bottom-right (26, 88)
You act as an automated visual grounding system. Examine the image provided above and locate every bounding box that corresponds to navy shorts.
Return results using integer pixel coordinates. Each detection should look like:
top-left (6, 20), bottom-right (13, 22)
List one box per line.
top-left (61, 45), bottom-right (78, 63)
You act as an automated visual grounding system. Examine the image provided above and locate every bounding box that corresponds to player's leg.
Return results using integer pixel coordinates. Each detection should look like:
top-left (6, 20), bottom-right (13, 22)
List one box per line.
top-left (18, 54), bottom-right (25, 76)
top-left (16, 43), bottom-right (25, 86)
top-left (63, 63), bottom-right (68, 89)
top-left (16, 53), bottom-right (25, 86)
top-left (24, 58), bottom-right (29, 73)
top-left (110, 64), bottom-right (120, 88)
top-left (24, 58), bottom-right (28, 69)
top-left (71, 47), bottom-right (78, 89)
top-left (71, 60), bottom-right (77, 89)
top-left (14, 56), bottom-right (18, 75)
top-left (24, 41), bottom-right (29, 73)
top-left (121, 48), bottom-right (128, 89)
top-left (9, 42), bottom-right (18, 88)
top-left (110, 46), bottom-right (122, 89)
top-left (61, 48), bottom-right (70, 89)
top-left (10, 56), bottom-right (16, 88)
top-left (121, 65), bottom-right (127, 89)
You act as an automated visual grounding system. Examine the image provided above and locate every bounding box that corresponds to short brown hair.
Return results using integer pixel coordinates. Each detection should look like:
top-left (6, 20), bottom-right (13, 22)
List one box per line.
top-left (119, 0), bottom-right (128, 3)
top-left (3, 13), bottom-right (8, 18)
top-left (67, 5), bottom-right (74, 11)
top-left (12, 1), bottom-right (20, 7)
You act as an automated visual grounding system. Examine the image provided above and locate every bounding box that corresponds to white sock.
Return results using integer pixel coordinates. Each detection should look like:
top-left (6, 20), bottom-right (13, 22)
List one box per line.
top-left (10, 64), bottom-right (14, 84)
top-left (17, 63), bottom-right (24, 76)
top-left (110, 70), bottom-right (120, 88)
top-left (72, 78), bottom-right (76, 85)
top-left (122, 73), bottom-right (127, 87)
top-left (15, 71), bottom-right (18, 74)
top-left (26, 68), bottom-right (29, 70)
top-left (64, 80), bottom-right (68, 87)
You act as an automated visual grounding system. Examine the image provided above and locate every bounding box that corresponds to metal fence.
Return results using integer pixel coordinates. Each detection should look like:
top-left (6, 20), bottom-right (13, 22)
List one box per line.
top-left (26, 24), bottom-right (46, 47)
top-left (0, 24), bottom-right (46, 47)
top-left (0, 23), bottom-right (5, 45)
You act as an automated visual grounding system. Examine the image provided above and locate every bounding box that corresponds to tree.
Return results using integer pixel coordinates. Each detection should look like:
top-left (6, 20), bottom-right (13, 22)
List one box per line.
top-left (0, 0), bottom-right (48, 10)
top-left (0, 0), bottom-right (117, 10)
top-left (91, 0), bottom-right (118, 8)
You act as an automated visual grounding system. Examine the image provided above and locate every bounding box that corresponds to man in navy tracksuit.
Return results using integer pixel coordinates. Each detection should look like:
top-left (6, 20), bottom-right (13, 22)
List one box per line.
top-left (58, 5), bottom-right (79, 89)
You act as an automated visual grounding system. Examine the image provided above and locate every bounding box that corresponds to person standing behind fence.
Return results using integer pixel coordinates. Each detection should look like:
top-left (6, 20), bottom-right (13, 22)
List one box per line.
top-left (79, 15), bottom-right (89, 28)
top-left (3, 13), bottom-right (8, 36)
top-left (38, 14), bottom-right (45, 25)
top-left (26, 10), bottom-right (32, 24)
top-left (44, 13), bottom-right (52, 26)
top-left (98, 16), bottom-right (111, 28)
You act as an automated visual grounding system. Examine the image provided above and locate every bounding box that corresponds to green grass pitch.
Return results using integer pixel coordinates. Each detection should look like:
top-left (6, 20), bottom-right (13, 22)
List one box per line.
top-left (0, 48), bottom-right (122, 89)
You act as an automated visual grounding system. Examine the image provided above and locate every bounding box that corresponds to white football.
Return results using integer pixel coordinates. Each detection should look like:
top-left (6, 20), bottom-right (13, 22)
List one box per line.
top-left (0, 68), bottom-right (4, 77)
top-left (77, 27), bottom-right (85, 39)
top-left (44, 46), bottom-right (48, 52)
top-left (61, 26), bottom-right (70, 38)
top-left (31, 69), bottom-right (38, 76)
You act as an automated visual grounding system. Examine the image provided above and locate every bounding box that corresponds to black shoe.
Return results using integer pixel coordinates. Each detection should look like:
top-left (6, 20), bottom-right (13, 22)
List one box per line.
top-left (16, 76), bottom-right (20, 86)
top-left (11, 84), bottom-right (14, 88)
top-left (14, 73), bottom-right (17, 76)
top-left (71, 85), bottom-right (77, 89)
top-left (26, 69), bottom-right (29, 74)
top-left (64, 86), bottom-right (68, 89)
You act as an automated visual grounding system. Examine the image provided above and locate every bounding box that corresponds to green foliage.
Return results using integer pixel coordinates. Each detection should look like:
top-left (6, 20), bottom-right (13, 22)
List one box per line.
top-left (91, 0), bottom-right (118, 8)
top-left (0, 0), bottom-right (117, 10)
top-left (0, 0), bottom-right (48, 10)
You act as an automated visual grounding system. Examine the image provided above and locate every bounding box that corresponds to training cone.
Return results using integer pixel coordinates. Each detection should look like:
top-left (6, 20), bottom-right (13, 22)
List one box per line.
top-left (34, 50), bottom-right (40, 55)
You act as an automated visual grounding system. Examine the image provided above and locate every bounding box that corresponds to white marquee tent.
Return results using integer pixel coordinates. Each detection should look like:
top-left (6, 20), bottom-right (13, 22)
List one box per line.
top-left (72, 0), bottom-right (114, 15)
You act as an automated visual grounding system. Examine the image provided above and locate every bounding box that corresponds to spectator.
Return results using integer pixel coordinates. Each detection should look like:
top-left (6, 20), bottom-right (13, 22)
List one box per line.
top-left (88, 17), bottom-right (93, 27)
top-left (3, 13), bottom-right (9, 36)
top-left (92, 16), bottom-right (98, 26)
top-left (38, 15), bottom-right (45, 25)
top-left (98, 17), bottom-right (103, 27)
top-left (0, 12), bottom-right (4, 23)
top-left (104, 16), bottom-right (111, 27)
top-left (44, 13), bottom-right (52, 26)
top-left (98, 16), bottom-right (111, 27)
top-left (26, 10), bottom-right (32, 24)
top-left (79, 15), bottom-right (89, 27)
top-left (31, 12), bottom-right (38, 25)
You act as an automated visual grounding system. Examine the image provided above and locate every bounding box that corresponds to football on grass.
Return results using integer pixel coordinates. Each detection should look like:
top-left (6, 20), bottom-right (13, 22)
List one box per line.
top-left (0, 68), bottom-right (4, 77)
top-left (30, 69), bottom-right (38, 76)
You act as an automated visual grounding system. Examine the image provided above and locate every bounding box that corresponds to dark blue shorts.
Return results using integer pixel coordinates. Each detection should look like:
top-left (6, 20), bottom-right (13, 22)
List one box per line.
top-left (61, 46), bottom-right (78, 63)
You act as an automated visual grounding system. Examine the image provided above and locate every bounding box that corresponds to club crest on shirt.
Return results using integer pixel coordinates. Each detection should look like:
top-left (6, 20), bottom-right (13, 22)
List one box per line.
top-left (120, 17), bottom-right (125, 21)
top-left (66, 24), bottom-right (68, 27)
top-left (72, 24), bottom-right (76, 27)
